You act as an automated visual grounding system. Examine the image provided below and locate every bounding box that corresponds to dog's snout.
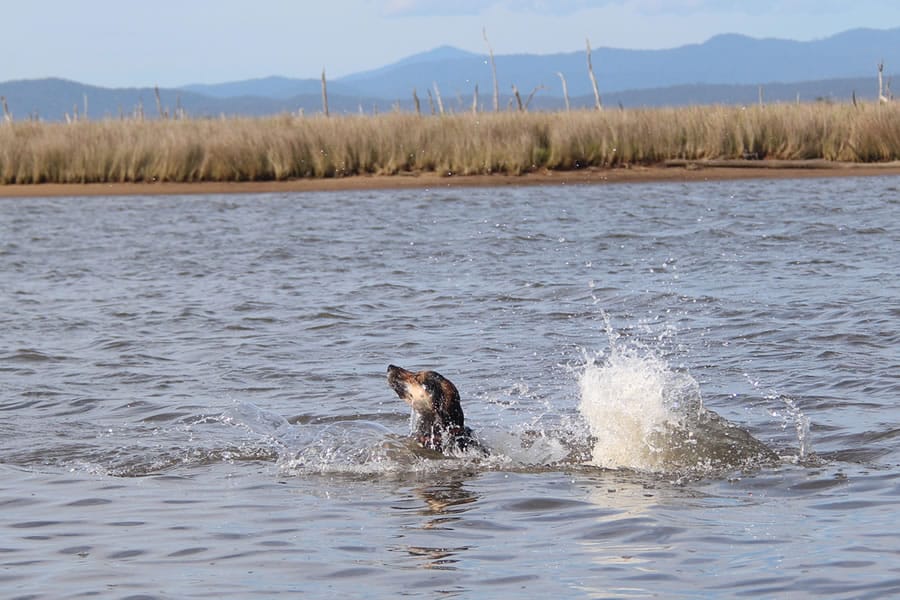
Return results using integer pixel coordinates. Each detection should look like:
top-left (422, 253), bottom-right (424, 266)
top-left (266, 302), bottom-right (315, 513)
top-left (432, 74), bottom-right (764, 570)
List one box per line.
top-left (386, 364), bottom-right (410, 395)
top-left (387, 364), bottom-right (413, 381)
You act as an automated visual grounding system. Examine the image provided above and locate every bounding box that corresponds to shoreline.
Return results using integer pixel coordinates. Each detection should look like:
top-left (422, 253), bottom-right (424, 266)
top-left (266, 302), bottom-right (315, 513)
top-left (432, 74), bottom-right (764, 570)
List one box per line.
top-left (2, 161), bottom-right (900, 198)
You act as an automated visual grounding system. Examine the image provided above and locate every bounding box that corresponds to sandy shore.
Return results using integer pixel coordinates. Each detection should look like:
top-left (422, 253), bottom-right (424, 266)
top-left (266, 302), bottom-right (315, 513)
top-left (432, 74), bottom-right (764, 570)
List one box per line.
top-left (2, 161), bottom-right (900, 198)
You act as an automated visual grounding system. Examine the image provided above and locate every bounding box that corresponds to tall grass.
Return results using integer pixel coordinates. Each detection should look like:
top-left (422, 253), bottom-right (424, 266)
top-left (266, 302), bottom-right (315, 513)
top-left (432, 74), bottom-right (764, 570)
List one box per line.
top-left (2, 103), bottom-right (900, 184)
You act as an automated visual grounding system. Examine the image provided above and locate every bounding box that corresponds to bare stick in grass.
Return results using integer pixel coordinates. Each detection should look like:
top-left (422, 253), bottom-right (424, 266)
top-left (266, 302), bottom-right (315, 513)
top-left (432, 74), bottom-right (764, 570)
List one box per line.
top-left (483, 27), bottom-right (499, 112)
top-left (433, 82), bottom-right (445, 114)
top-left (512, 85), bottom-right (524, 111)
top-left (426, 89), bottom-right (436, 115)
top-left (1, 96), bottom-right (10, 123)
top-left (472, 83), bottom-right (479, 114)
top-left (586, 38), bottom-right (602, 111)
top-left (321, 69), bottom-right (330, 116)
top-left (556, 72), bottom-right (570, 111)
top-left (878, 61), bottom-right (893, 103)
top-left (412, 88), bottom-right (421, 115)
top-left (155, 86), bottom-right (164, 119)
top-left (524, 85), bottom-right (544, 110)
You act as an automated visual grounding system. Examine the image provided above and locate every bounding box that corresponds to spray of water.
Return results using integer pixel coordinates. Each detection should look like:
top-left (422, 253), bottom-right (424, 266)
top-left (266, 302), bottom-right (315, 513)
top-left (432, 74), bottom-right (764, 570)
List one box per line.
top-left (744, 374), bottom-right (811, 462)
top-left (577, 347), bottom-right (696, 471)
top-left (574, 329), bottom-right (781, 475)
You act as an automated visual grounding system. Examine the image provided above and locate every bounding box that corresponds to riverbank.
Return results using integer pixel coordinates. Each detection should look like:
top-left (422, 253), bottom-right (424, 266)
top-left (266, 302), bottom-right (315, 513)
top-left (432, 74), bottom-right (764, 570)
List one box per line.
top-left (3, 103), bottom-right (900, 191)
top-left (2, 160), bottom-right (900, 197)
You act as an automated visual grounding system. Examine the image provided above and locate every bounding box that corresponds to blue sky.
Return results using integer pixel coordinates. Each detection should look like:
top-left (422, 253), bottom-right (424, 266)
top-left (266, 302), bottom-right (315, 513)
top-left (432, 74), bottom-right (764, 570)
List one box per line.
top-left (4, 0), bottom-right (900, 87)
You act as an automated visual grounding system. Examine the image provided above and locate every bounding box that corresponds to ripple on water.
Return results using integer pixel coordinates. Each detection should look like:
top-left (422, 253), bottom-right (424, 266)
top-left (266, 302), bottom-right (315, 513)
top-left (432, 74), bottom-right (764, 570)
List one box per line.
top-left (1, 181), bottom-right (898, 597)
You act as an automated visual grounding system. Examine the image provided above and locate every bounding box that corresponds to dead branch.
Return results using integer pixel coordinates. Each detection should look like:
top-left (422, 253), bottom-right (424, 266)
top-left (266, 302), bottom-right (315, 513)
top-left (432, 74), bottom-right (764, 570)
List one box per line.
top-left (433, 82), bottom-right (445, 114)
top-left (524, 84), bottom-right (544, 110)
top-left (556, 72), bottom-right (570, 111)
top-left (483, 28), bottom-right (499, 112)
top-left (586, 38), bottom-right (602, 110)
top-left (321, 69), bottom-right (330, 116)
top-left (512, 85), bottom-right (524, 111)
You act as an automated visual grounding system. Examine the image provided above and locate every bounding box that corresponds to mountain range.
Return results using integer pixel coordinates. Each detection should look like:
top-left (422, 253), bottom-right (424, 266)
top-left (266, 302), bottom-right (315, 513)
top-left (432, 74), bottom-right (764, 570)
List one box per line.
top-left (2, 27), bottom-right (898, 121)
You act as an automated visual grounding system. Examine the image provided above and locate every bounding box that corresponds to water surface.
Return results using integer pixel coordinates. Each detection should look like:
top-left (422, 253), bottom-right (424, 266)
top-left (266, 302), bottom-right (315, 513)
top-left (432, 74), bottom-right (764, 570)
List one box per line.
top-left (2, 176), bottom-right (899, 597)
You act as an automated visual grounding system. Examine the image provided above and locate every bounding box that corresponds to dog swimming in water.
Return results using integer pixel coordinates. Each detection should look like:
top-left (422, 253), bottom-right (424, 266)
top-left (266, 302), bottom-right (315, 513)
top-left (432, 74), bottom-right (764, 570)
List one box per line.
top-left (386, 364), bottom-right (483, 454)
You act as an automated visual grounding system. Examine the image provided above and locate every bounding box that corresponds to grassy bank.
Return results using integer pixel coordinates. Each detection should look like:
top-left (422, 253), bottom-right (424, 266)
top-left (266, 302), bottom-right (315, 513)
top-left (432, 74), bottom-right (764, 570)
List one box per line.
top-left (2, 103), bottom-right (900, 184)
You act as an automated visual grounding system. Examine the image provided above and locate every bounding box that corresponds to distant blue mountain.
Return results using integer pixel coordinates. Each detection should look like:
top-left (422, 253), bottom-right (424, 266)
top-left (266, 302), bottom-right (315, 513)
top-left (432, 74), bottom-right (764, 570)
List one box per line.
top-left (181, 75), bottom-right (360, 100)
top-left (326, 27), bottom-right (900, 101)
top-left (386, 45), bottom-right (480, 69)
top-left (2, 28), bottom-right (899, 120)
top-left (0, 78), bottom-right (385, 121)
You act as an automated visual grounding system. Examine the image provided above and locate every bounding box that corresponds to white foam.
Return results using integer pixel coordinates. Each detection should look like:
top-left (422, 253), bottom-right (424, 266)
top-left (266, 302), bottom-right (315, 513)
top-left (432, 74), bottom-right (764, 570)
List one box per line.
top-left (577, 347), bottom-right (696, 471)
top-left (575, 339), bottom-right (782, 475)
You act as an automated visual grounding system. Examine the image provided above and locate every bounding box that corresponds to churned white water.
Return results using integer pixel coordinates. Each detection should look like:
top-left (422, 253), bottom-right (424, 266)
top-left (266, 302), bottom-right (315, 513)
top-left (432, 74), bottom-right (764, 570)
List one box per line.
top-left (577, 341), bottom-right (782, 474)
top-left (579, 346), bottom-right (696, 470)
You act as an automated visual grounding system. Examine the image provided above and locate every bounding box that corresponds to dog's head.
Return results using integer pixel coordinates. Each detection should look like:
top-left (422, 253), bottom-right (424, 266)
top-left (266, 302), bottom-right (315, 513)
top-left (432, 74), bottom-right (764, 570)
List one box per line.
top-left (386, 364), bottom-right (465, 430)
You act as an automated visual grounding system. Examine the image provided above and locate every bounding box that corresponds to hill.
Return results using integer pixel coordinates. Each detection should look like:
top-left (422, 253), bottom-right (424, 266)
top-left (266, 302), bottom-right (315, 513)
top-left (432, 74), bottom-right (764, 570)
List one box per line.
top-left (185, 27), bottom-right (900, 102)
top-left (1, 28), bottom-right (898, 121)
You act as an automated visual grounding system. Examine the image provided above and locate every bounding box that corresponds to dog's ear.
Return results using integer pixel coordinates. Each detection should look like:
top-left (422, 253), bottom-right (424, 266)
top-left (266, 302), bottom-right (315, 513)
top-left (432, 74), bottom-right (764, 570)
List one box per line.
top-left (436, 377), bottom-right (464, 429)
top-left (418, 371), bottom-right (465, 429)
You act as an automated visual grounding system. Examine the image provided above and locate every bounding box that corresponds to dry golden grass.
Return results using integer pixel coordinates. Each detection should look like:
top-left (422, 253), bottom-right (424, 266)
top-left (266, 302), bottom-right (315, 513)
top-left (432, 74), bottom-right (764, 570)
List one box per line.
top-left (2, 102), bottom-right (900, 184)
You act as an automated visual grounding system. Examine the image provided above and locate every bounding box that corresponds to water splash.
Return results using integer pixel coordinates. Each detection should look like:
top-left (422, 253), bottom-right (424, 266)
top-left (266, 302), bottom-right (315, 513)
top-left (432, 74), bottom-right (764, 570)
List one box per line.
top-left (220, 397), bottom-right (583, 477)
top-left (743, 374), bottom-right (812, 462)
top-left (575, 342), bottom-right (779, 475)
top-left (577, 347), bottom-right (690, 471)
top-left (781, 395), bottom-right (812, 461)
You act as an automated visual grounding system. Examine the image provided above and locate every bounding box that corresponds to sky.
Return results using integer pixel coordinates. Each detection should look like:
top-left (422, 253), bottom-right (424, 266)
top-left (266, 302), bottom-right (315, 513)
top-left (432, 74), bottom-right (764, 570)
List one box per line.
top-left (4, 0), bottom-right (900, 87)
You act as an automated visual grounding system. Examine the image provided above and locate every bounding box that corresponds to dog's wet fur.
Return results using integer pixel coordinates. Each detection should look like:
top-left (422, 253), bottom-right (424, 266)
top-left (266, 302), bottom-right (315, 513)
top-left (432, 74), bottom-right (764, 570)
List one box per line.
top-left (386, 364), bottom-right (482, 454)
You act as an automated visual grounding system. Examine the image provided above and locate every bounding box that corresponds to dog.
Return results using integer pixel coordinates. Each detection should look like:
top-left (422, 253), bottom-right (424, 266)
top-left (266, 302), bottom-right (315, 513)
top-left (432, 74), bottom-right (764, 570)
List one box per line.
top-left (386, 364), bottom-right (482, 454)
